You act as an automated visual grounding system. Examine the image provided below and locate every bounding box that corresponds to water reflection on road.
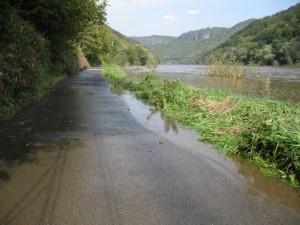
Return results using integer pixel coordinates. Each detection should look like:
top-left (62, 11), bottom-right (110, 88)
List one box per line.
top-left (111, 86), bottom-right (300, 213)
top-left (122, 65), bottom-right (300, 102)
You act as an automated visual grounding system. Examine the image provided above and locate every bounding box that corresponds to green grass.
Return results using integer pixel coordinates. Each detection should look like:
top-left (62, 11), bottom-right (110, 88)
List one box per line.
top-left (102, 64), bottom-right (300, 188)
top-left (0, 73), bottom-right (67, 122)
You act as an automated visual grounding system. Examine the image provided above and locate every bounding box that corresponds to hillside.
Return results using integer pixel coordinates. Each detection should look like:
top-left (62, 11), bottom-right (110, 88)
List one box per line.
top-left (131, 19), bottom-right (254, 64)
top-left (205, 3), bottom-right (300, 66)
top-left (80, 25), bottom-right (157, 67)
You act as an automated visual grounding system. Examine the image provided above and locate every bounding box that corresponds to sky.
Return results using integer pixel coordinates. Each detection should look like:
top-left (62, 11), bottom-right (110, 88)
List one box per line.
top-left (106, 0), bottom-right (300, 37)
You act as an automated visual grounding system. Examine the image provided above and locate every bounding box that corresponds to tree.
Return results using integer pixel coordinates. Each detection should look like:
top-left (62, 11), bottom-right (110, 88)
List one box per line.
top-left (289, 39), bottom-right (300, 63)
top-left (126, 46), bottom-right (139, 65)
top-left (114, 45), bottom-right (129, 66)
top-left (7, 0), bottom-right (108, 71)
top-left (278, 42), bottom-right (290, 64)
top-left (255, 45), bottom-right (275, 65)
top-left (9, 0), bottom-right (107, 43)
top-left (206, 3), bottom-right (300, 66)
top-left (135, 45), bottom-right (148, 65)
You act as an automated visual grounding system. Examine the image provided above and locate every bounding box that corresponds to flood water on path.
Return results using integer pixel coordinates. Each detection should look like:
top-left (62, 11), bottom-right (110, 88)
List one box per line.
top-left (122, 65), bottom-right (300, 103)
top-left (109, 86), bottom-right (300, 214)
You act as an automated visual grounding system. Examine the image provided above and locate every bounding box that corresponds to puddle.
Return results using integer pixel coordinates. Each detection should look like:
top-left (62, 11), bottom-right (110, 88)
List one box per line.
top-left (112, 87), bottom-right (300, 213)
top-left (50, 88), bottom-right (98, 96)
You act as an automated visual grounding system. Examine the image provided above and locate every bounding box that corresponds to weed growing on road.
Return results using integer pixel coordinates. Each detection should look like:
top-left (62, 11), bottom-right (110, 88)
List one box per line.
top-left (102, 64), bottom-right (300, 188)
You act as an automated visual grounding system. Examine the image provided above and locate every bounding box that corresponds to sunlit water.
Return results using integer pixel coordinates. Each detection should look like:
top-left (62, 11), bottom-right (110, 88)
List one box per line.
top-left (122, 65), bottom-right (300, 103)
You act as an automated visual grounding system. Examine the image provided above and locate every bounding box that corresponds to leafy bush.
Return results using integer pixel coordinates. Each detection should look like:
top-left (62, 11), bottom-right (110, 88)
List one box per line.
top-left (0, 8), bottom-right (50, 103)
top-left (0, 2), bottom-right (95, 121)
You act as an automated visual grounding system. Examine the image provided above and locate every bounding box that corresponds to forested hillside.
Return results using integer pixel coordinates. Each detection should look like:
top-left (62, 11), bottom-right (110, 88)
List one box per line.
top-left (205, 3), bottom-right (300, 66)
top-left (131, 19), bottom-right (254, 64)
top-left (0, 0), bottom-right (155, 120)
top-left (79, 25), bottom-right (157, 67)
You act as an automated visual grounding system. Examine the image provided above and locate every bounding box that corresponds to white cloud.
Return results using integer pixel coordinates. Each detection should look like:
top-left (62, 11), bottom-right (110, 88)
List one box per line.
top-left (163, 14), bottom-right (177, 21)
top-left (109, 0), bottom-right (171, 8)
top-left (186, 9), bottom-right (200, 16)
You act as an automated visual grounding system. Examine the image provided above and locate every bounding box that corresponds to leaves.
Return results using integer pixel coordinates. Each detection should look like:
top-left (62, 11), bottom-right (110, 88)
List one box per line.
top-left (207, 3), bottom-right (300, 65)
top-left (10, 0), bottom-right (107, 43)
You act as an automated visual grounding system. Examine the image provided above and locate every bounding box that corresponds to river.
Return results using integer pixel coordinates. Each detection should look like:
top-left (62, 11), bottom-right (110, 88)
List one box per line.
top-left (122, 65), bottom-right (300, 103)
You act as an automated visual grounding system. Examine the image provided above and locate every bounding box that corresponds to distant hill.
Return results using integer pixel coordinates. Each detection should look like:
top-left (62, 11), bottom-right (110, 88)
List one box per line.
top-left (130, 19), bottom-right (255, 64)
top-left (205, 3), bottom-right (300, 66)
top-left (131, 35), bottom-right (176, 46)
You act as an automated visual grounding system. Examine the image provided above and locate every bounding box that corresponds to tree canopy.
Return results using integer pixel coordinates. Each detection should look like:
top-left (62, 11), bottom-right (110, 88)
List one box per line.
top-left (205, 3), bottom-right (300, 66)
top-left (9, 0), bottom-right (107, 42)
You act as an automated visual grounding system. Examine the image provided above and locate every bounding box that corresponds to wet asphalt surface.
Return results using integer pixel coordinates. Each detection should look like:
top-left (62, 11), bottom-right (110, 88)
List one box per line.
top-left (0, 68), bottom-right (299, 225)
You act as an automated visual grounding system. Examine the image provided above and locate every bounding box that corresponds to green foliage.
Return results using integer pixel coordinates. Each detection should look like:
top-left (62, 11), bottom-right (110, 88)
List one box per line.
top-left (79, 25), bottom-right (157, 66)
top-left (103, 64), bottom-right (300, 188)
top-left (0, 71), bottom-right (66, 122)
top-left (132, 20), bottom-right (255, 64)
top-left (0, 5), bottom-right (69, 121)
top-left (0, 6), bottom-right (50, 102)
top-left (150, 38), bottom-right (226, 64)
top-left (7, 0), bottom-right (107, 73)
top-left (52, 45), bottom-right (90, 75)
top-left (102, 65), bottom-right (126, 80)
top-left (134, 44), bottom-right (148, 66)
top-left (206, 3), bottom-right (300, 66)
top-left (10, 0), bottom-right (107, 43)
top-left (0, 0), bottom-right (100, 121)
top-left (0, 0), bottom-right (156, 122)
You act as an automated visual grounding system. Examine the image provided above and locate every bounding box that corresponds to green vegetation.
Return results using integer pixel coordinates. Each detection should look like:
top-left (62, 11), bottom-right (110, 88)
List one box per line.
top-left (206, 56), bottom-right (245, 79)
top-left (205, 3), bottom-right (300, 66)
top-left (0, 0), bottom-right (102, 121)
top-left (149, 34), bottom-right (227, 64)
top-left (0, 73), bottom-right (66, 121)
top-left (103, 64), bottom-right (300, 188)
top-left (79, 25), bottom-right (157, 67)
top-left (205, 57), bottom-right (272, 98)
top-left (134, 3), bottom-right (300, 66)
top-left (131, 20), bottom-right (254, 64)
top-left (0, 0), bottom-right (156, 122)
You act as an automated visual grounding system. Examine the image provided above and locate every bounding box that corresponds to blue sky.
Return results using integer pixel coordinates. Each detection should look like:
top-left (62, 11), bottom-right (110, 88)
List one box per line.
top-left (106, 0), bottom-right (300, 37)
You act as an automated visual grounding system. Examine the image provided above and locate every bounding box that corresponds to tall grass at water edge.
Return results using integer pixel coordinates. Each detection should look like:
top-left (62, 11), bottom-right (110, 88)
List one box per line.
top-left (206, 56), bottom-right (272, 97)
top-left (102, 64), bottom-right (300, 188)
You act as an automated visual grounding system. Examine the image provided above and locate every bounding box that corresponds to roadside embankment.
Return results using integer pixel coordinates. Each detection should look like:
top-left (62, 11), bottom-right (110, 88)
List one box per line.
top-left (102, 64), bottom-right (300, 188)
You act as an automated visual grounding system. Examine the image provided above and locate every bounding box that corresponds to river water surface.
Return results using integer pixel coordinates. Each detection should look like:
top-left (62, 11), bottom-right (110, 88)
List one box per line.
top-left (122, 65), bottom-right (300, 103)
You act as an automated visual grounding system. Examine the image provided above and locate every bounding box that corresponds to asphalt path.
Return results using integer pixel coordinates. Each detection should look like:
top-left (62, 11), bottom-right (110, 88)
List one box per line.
top-left (0, 68), bottom-right (299, 225)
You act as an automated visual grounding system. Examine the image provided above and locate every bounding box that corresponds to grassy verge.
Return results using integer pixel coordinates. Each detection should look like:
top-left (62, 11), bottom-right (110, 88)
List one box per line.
top-left (102, 64), bottom-right (300, 188)
top-left (0, 73), bottom-right (67, 122)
